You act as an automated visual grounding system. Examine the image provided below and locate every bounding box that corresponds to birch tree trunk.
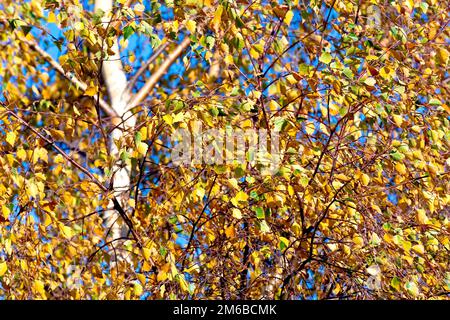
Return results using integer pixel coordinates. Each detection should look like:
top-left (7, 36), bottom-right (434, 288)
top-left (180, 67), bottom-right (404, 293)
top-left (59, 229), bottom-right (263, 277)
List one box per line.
top-left (92, 0), bottom-right (189, 267)
top-left (95, 0), bottom-right (135, 254)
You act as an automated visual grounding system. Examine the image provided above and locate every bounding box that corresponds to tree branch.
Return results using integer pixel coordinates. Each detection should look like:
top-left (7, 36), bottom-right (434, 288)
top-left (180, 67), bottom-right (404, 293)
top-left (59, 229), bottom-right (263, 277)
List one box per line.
top-left (126, 37), bottom-right (191, 110)
top-left (24, 39), bottom-right (118, 118)
top-left (124, 41), bottom-right (170, 96)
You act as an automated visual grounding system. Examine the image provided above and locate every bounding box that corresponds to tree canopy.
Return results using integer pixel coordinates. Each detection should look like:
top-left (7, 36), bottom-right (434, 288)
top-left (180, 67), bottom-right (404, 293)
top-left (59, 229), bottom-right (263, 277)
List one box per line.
top-left (0, 0), bottom-right (449, 299)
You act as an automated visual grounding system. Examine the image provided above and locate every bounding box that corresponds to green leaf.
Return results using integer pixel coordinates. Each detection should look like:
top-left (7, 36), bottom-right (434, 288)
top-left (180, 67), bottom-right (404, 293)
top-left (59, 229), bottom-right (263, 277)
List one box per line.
top-left (123, 25), bottom-right (134, 40)
top-left (390, 151), bottom-right (405, 161)
top-left (319, 52), bottom-right (332, 64)
top-left (279, 237), bottom-right (289, 250)
top-left (21, 25), bottom-right (33, 36)
top-left (273, 117), bottom-right (288, 131)
top-left (299, 63), bottom-right (310, 75)
top-left (429, 98), bottom-right (441, 106)
top-left (342, 68), bottom-right (354, 79)
top-left (206, 36), bottom-right (215, 49)
top-left (135, 131), bottom-right (142, 144)
top-left (120, 150), bottom-right (130, 162)
top-left (254, 207), bottom-right (265, 219)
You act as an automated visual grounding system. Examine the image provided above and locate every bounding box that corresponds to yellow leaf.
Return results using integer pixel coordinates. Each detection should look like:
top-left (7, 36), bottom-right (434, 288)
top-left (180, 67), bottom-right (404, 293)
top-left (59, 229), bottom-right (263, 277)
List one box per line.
top-left (279, 236), bottom-right (290, 248)
top-left (179, 274), bottom-right (190, 292)
top-left (33, 280), bottom-right (46, 298)
top-left (2, 206), bottom-right (10, 220)
top-left (371, 203), bottom-right (382, 214)
top-left (288, 185), bottom-right (294, 196)
top-left (232, 208), bottom-right (242, 219)
top-left (134, 3), bottom-right (145, 13)
top-left (139, 126), bottom-right (148, 140)
top-left (48, 12), bottom-right (57, 23)
top-left (291, 222), bottom-right (301, 236)
top-left (379, 66), bottom-right (393, 79)
top-left (170, 262), bottom-right (179, 278)
top-left (59, 54), bottom-right (69, 66)
top-left (137, 142), bottom-right (149, 156)
top-left (417, 209), bottom-right (429, 225)
top-left (157, 263), bottom-right (170, 282)
top-left (335, 173), bottom-right (351, 181)
top-left (250, 47), bottom-right (260, 60)
top-left (54, 154), bottom-right (65, 164)
top-left (195, 187), bottom-right (205, 199)
top-left (284, 10), bottom-right (294, 25)
top-left (305, 122), bottom-right (315, 135)
top-left (35, 147), bottom-right (48, 163)
top-left (412, 244), bottom-right (425, 255)
top-left (332, 180), bottom-right (343, 189)
top-left (225, 225), bottom-right (235, 238)
top-left (286, 74), bottom-right (298, 85)
top-left (173, 112), bottom-right (184, 123)
top-left (6, 131), bottom-right (16, 146)
top-left (360, 173), bottom-right (370, 186)
top-left (353, 235), bottom-right (364, 248)
top-left (142, 247), bottom-right (152, 261)
top-left (163, 114), bottom-right (173, 125)
top-left (0, 262), bottom-right (7, 276)
top-left (328, 102), bottom-right (340, 116)
top-left (137, 274), bottom-right (146, 285)
top-left (186, 20), bottom-right (197, 33)
top-left (43, 213), bottom-right (52, 227)
top-left (224, 54), bottom-right (234, 65)
top-left (73, 105), bottom-right (81, 116)
top-left (4, 240), bottom-right (11, 255)
top-left (49, 129), bottom-right (65, 140)
top-left (364, 77), bottom-right (376, 86)
top-left (232, 191), bottom-right (248, 206)
top-left (142, 262), bottom-right (152, 272)
top-left (392, 114), bottom-right (403, 127)
top-left (62, 226), bottom-right (73, 239)
top-left (395, 162), bottom-right (407, 175)
top-left (235, 191), bottom-right (248, 201)
top-left (26, 182), bottom-right (39, 198)
top-left (402, 240), bottom-right (412, 252)
top-left (436, 47), bottom-right (449, 65)
top-left (73, 21), bottom-right (84, 31)
top-left (85, 83), bottom-right (98, 97)
top-left (134, 282), bottom-right (143, 296)
top-left (17, 148), bottom-right (27, 161)
top-left (241, 118), bottom-right (253, 129)
top-left (211, 5), bottom-right (224, 31)
top-left (259, 220), bottom-right (271, 233)
top-left (370, 232), bottom-right (381, 246)
top-left (383, 233), bottom-right (393, 244)
top-left (390, 277), bottom-right (401, 291)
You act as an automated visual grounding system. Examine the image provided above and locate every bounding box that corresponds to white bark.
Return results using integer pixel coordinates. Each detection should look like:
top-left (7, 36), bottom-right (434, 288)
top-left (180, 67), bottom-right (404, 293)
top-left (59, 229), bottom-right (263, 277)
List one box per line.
top-left (95, 0), bottom-right (135, 246)
top-left (93, 0), bottom-right (190, 265)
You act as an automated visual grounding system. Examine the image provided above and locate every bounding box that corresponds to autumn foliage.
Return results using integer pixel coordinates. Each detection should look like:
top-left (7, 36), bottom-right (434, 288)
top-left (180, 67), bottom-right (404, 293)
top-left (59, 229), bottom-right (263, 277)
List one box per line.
top-left (0, 0), bottom-right (449, 299)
